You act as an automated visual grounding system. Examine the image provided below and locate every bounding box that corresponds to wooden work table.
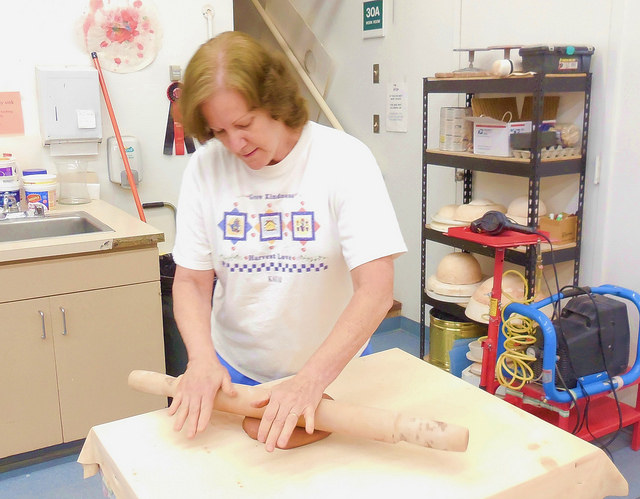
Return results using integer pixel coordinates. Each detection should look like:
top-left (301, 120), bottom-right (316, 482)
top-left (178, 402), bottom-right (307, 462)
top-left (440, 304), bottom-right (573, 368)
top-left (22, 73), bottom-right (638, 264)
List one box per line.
top-left (78, 349), bottom-right (627, 499)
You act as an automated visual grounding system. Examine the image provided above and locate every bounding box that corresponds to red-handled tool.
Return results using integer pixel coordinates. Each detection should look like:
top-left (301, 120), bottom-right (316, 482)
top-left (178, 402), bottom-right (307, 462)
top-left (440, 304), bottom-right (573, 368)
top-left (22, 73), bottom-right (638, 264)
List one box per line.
top-left (92, 52), bottom-right (146, 222)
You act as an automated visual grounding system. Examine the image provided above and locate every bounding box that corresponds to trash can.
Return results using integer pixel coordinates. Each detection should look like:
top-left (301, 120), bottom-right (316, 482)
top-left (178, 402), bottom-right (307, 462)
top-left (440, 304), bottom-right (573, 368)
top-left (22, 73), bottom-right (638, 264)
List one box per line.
top-left (143, 202), bottom-right (188, 377)
top-left (159, 252), bottom-right (189, 377)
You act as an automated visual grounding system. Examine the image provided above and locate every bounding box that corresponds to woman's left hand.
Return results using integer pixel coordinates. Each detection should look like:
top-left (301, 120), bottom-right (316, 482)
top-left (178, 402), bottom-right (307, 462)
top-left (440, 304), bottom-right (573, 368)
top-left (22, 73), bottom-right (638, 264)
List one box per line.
top-left (250, 374), bottom-right (325, 452)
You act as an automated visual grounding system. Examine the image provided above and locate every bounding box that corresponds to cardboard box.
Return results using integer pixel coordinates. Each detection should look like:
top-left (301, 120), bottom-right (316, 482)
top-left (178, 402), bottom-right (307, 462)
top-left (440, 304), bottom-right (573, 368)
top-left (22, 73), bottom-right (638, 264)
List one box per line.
top-left (538, 213), bottom-right (577, 244)
top-left (468, 116), bottom-right (532, 157)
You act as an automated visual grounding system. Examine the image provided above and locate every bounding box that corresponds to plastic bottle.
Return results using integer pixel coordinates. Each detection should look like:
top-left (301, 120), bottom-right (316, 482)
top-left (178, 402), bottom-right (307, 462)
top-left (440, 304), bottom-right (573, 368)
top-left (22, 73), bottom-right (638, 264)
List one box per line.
top-left (23, 174), bottom-right (58, 210)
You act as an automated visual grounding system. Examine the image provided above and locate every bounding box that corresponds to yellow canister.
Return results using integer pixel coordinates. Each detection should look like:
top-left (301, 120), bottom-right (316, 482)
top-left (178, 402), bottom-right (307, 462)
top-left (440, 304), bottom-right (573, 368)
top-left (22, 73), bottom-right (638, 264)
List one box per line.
top-left (428, 308), bottom-right (486, 371)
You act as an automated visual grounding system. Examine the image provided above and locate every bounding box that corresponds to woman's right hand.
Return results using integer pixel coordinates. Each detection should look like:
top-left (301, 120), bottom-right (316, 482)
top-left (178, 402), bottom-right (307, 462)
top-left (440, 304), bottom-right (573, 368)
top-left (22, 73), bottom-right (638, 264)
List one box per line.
top-left (168, 357), bottom-right (237, 438)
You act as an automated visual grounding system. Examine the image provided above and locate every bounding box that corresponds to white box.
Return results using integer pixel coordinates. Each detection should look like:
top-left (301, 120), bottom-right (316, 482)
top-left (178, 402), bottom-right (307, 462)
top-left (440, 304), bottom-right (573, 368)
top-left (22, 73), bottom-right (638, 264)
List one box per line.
top-left (468, 116), bottom-right (532, 157)
top-left (461, 365), bottom-right (481, 387)
top-left (461, 365), bottom-right (506, 395)
top-left (35, 66), bottom-right (102, 145)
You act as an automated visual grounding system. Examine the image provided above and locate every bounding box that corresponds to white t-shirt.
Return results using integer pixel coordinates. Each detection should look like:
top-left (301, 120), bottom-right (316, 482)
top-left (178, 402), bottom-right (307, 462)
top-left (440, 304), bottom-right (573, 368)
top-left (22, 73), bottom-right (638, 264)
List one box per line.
top-left (173, 121), bottom-right (406, 382)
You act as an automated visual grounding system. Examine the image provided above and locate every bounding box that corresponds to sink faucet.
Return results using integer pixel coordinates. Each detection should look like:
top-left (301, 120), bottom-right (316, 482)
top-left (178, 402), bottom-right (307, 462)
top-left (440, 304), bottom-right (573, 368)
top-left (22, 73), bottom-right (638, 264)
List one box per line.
top-left (0, 199), bottom-right (47, 220)
top-left (27, 202), bottom-right (46, 217)
top-left (1, 194), bottom-right (19, 214)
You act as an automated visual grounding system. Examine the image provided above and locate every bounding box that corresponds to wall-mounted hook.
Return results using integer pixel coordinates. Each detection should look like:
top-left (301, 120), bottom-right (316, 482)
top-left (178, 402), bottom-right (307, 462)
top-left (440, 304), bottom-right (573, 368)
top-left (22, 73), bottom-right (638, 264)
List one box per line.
top-left (202, 5), bottom-right (215, 40)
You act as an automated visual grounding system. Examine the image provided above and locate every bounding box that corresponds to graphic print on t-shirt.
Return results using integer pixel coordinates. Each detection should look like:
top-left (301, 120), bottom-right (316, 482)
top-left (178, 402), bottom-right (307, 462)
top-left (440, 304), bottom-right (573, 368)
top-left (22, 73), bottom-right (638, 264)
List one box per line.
top-left (220, 207), bottom-right (250, 244)
top-left (219, 201), bottom-right (320, 247)
top-left (291, 211), bottom-right (315, 241)
top-left (217, 198), bottom-right (327, 274)
top-left (259, 211), bottom-right (283, 241)
top-left (288, 202), bottom-right (320, 249)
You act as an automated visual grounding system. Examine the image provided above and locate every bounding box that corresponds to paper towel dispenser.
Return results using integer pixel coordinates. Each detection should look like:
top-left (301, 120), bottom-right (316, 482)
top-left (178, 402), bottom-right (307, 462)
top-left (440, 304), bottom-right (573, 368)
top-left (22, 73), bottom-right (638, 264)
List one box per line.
top-left (35, 66), bottom-right (102, 150)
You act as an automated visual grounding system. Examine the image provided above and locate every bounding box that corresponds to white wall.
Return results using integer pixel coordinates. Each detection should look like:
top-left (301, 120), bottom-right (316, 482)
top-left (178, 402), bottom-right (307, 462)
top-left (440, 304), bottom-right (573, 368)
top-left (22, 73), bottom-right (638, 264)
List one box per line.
top-left (0, 0), bottom-right (233, 253)
top-left (598, 0), bottom-right (640, 289)
top-left (4, 1), bottom-right (639, 327)
top-left (597, 0), bottom-right (640, 344)
top-left (290, 0), bottom-right (461, 321)
top-left (288, 0), bottom-right (638, 325)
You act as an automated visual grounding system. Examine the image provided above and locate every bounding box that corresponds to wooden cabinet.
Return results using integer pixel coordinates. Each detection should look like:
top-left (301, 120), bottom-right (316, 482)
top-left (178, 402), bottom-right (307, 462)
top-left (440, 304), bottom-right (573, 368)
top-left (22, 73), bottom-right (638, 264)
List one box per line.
top-left (1, 247), bottom-right (166, 458)
top-left (1, 298), bottom-right (62, 455)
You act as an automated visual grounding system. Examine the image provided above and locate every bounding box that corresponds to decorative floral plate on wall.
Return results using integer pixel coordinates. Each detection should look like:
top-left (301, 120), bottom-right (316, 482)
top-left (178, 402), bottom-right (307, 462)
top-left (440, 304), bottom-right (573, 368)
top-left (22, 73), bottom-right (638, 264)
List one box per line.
top-left (79, 0), bottom-right (163, 73)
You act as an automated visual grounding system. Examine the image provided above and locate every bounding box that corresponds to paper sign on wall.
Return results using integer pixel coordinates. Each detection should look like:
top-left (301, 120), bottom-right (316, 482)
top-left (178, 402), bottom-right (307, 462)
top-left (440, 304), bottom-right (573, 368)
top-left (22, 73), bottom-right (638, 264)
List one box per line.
top-left (386, 81), bottom-right (408, 132)
top-left (0, 92), bottom-right (25, 136)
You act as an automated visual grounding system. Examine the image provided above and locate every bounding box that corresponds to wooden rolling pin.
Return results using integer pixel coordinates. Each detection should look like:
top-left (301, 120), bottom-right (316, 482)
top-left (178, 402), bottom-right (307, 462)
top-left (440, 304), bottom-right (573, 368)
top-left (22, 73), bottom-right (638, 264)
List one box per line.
top-left (128, 370), bottom-right (469, 452)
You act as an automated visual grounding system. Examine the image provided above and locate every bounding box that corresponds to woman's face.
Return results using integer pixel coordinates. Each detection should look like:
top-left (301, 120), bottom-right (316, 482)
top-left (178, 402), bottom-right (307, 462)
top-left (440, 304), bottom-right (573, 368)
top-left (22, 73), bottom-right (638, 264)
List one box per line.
top-left (201, 88), bottom-right (299, 170)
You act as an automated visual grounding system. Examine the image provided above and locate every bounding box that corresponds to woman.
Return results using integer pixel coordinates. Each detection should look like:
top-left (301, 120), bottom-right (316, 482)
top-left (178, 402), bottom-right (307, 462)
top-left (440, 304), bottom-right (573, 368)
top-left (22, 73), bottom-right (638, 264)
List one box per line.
top-left (170, 31), bottom-right (406, 452)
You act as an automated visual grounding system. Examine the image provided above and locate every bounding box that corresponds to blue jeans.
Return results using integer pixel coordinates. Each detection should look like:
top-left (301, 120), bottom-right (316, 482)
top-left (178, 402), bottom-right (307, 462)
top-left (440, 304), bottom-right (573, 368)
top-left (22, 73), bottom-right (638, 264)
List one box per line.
top-left (217, 342), bottom-right (374, 386)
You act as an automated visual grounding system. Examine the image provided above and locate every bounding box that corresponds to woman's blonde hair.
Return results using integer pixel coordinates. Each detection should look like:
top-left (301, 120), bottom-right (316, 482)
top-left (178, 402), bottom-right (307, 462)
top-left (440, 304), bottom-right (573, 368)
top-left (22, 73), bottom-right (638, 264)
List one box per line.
top-left (180, 31), bottom-right (309, 143)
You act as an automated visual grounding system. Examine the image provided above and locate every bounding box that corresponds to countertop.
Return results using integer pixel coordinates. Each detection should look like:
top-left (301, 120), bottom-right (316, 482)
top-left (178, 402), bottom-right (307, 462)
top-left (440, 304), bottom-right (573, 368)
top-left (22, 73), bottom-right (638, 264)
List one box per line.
top-left (0, 200), bottom-right (164, 263)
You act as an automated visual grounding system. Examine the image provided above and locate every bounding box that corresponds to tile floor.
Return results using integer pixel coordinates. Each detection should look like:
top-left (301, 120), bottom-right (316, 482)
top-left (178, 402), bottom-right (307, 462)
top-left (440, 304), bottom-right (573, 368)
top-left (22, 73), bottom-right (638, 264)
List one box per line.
top-left (1, 322), bottom-right (638, 498)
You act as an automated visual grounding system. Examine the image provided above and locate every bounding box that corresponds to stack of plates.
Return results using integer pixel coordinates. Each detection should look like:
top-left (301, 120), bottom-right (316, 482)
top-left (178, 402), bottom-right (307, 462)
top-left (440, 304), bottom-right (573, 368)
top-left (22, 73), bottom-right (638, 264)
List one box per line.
top-left (466, 339), bottom-right (483, 375)
top-left (426, 277), bottom-right (481, 304)
top-left (453, 199), bottom-right (507, 223)
top-left (466, 356), bottom-right (483, 376)
top-left (428, 204), bottom-right (466, 232)
top-left (429, 199), bottom-right (507, 232)
top-left (430, 213), bottom-right (468, 233)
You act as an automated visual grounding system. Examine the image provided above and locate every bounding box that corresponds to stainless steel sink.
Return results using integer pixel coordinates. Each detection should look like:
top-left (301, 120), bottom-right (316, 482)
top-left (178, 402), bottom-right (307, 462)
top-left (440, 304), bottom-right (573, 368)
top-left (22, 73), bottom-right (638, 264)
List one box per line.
top-left (0, 211), bottom-right (114, 243)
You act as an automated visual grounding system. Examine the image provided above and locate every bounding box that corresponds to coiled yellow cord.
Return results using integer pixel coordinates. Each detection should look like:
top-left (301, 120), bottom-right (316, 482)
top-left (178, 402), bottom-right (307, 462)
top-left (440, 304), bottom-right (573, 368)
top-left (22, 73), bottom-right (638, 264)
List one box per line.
top-left (495, 270), bottom-right (538, 390)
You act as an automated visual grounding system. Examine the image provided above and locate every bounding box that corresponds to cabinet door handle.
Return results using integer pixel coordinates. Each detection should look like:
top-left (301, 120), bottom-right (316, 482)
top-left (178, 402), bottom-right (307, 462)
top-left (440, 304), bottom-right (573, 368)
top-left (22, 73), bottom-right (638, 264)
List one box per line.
top-left (39, 310), bottom-right (46, 339)
top-left (60, 306), bottom-right (68, 336)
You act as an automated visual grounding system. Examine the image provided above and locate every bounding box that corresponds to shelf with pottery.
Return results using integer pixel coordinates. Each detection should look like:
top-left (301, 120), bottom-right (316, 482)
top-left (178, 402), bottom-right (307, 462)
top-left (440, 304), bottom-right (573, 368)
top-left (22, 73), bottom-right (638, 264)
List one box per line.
top-left (0, 199), bottom-right (167, 460)
top-left (424, 150), bottom-right (582, 177)
top-left (425, 73), bottom-right (589, 93)
top-left (420, 73), bottom-right (591, 362)
top-left (424, 225), bottom-right (578, 266)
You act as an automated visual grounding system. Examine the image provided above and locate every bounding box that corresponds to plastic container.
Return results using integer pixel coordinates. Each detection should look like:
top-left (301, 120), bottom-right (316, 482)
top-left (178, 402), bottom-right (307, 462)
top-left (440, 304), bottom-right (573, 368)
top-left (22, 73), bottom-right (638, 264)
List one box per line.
top-left (56, 159), bottom-right (90, 205)
top-left (21, 168), bottom-right (48, 177)
top-left (23, 174), bottom-right (58, 210)
top-left (519, 45), bottom-right (594, 74)
top-left (0, 178), bottom-right (21, 207)
top-left (0, 159), bottom-right (18, 178)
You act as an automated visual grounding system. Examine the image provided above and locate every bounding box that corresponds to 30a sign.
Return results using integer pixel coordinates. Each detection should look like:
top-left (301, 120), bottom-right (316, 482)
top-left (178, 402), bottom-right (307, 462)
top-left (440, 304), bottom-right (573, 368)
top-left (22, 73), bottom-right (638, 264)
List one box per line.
top-left (363, 0), bottom-right (385, 38)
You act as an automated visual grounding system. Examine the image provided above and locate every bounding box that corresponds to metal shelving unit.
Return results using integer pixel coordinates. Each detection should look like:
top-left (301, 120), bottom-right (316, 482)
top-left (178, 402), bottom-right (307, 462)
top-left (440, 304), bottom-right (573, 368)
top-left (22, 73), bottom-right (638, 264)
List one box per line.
top-left (420, 73), bottom-right (592, 359)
